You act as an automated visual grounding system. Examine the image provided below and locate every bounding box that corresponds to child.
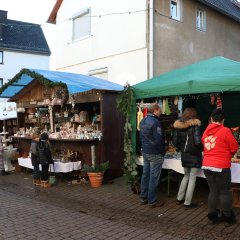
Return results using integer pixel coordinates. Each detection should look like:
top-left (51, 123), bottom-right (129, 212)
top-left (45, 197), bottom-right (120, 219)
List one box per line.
top-left (38, 132), bottom-right (53, 188)
top-left (29, 128), bottom-right (41, 185)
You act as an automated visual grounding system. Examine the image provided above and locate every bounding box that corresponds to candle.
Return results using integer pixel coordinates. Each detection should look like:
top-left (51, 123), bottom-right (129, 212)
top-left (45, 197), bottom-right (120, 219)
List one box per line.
top-left (91, 145), bottom-right (96, 168)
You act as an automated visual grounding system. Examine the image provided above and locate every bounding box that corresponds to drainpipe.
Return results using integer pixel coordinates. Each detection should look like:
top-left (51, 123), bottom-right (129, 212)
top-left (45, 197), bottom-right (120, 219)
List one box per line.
top-left (147, 0), bottom-right (154, 79)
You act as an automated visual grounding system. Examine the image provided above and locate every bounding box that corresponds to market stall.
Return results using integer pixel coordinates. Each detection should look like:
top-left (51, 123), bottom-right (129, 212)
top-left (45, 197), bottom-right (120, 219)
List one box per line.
top-left (0, 101), bottom-right (18, 172)
top-left (131, 56), bottom-right (240, 181)
top-left (0, 68), bottom-right (124, 178)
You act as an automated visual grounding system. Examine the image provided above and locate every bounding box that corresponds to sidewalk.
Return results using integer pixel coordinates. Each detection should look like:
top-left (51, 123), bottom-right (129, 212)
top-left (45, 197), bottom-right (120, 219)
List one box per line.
top-left (0, 171), bottom-right (239, 240)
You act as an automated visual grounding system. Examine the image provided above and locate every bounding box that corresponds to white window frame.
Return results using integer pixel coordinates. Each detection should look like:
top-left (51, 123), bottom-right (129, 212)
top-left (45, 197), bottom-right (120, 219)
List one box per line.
top-left (196, 9), bottom-right (206, 32)
top-left (88, 67), bottom-right (108, 80)
top-left (0, 51), bottom-right (3, 64)
top-left (71, 8), bottom-right (91, 42)
top-left (170, 0), bottom-right (181, 21)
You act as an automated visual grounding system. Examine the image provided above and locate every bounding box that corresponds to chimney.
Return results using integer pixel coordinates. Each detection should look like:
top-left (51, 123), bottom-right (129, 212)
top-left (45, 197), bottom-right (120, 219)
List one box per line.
top-left (0, 10), bottom-right (7, 40)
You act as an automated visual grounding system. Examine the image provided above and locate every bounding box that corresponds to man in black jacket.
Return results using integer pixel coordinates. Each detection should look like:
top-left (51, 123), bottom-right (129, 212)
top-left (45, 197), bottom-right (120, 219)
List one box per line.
top-left (139, 103), bottom-right (165, 208)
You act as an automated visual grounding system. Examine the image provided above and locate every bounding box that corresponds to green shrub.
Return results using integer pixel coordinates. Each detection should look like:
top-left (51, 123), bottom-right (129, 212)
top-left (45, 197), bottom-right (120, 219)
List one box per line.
top-left (82, 161), bottom-right (109, 173)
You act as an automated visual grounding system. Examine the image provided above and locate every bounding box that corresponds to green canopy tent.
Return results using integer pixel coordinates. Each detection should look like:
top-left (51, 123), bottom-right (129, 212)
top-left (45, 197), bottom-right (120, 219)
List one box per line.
top-left (131, 56), bottom-right (240, 154)
top-left (133, 56), bottom-right (240, 99)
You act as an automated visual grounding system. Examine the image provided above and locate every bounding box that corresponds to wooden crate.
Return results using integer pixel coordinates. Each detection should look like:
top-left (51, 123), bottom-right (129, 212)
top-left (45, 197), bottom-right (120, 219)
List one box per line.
top-left (232, 187), bottom-right (240, 208)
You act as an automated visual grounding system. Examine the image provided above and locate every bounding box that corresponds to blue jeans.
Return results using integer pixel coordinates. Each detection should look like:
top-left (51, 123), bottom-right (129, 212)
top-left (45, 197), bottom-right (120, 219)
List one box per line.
top-left (177, 167), bottom-right (199, 205)
top-left (140, 154), bottom-right (164, 204)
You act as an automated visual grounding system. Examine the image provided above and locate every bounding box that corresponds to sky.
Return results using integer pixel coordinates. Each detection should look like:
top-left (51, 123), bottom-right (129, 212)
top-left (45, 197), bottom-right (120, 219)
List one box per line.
top-left (0, 0), bottom-right (57, 69)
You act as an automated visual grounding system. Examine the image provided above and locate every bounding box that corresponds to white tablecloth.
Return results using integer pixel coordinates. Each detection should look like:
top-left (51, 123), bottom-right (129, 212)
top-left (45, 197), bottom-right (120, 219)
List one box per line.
top-left (137, 156), bottom-right (240, 183)
top-left (18, 157), bottom-right (81, 173)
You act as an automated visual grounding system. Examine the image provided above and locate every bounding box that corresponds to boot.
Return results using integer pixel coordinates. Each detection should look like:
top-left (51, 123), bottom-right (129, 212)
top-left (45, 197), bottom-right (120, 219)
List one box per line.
top-left (41, 181), bottom-right (51, 188)
top-left (1, 170), bottom-right (10, 176)
top-left (207, 211), bottom-right (220, 224)
top-left (222, 211), bottom-right (236, 225)
top-left (33, 179), bottom-right (37, 185)
top-left (35, 180), bottom-right (41, 186)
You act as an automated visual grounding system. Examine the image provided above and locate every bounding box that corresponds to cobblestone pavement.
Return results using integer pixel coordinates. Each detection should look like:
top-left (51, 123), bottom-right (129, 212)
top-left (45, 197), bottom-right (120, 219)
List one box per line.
top-left (0, 171), bottom-right (240, 240)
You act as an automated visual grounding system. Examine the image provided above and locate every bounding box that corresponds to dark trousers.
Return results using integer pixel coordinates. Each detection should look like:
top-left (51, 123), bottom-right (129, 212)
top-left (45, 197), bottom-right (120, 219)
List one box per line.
top-left (41, 164), bottom-right (49, 181)
top-left (204, 168), bottom-right (232, 217)
top-left (33, 164), bottom-right (40, 180)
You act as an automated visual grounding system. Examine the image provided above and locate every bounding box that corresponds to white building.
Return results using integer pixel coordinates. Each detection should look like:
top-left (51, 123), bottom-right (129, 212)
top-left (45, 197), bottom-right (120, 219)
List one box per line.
top-left (48, 0), bottom-right (151, 85)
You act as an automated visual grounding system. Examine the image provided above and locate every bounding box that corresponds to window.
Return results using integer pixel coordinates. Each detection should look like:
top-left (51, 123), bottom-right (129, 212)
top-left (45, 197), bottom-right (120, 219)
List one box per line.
top-left (89, 67), bottom-right (108, 80)
top-left (0, 78), bottom-right (3, 87)
top-left (196, 9), bottom-right (206, 31)
top-left (72, 8), bottom-right (91, 41)
top-left (0, 51), bottom-right (3, 64)
top-left (170, 0), bottom-right (181, 21)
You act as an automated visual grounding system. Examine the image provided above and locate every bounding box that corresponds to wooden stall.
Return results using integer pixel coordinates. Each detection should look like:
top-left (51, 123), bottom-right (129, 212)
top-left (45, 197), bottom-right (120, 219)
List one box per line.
top-left (4, 69), bottom-right (124, 179)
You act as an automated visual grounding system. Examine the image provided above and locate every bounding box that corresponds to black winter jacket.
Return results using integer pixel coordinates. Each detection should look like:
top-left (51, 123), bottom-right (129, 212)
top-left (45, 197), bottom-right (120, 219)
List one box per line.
top-left (140, 113), bottom-right (165, 155)
top-left (172, 118), bottom-right (203, 168)
top-left (30, 140), bottom-right (39, 166)
top-left (38, 140), bottom-right (53, 165)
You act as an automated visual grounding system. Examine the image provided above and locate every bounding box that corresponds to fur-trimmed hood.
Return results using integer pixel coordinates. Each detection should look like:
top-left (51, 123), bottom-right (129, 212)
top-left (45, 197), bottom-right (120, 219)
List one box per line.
top-left (173, 119), bottom-right (201, 129)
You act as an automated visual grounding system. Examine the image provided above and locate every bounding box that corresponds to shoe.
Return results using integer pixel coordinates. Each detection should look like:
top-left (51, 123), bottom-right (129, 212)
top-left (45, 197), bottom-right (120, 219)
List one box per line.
top-left (148, 202), bottom-right (164, 208)
top-left (1, 170), bottom-right (10, 176)
top-left (140, 199), bottom-right (148, 205)
top-left (35, 180), bottom-right (42, 186)
top-left (176, 199), bottom-right (184, 205)
top-left (207, 211), bottom-right (220, 224)
top-left (41, 181), bottom-right (51, 188)
top-left (184, 203), bottom-right (198, 209)
top-left (222, 211), bottom-right (237, 225)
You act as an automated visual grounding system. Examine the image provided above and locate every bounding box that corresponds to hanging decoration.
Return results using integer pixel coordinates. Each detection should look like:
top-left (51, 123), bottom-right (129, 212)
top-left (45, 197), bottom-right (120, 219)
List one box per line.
top-left (216, 95), bottom-right (222, 109)
top-left (210, 94), bottom-right (215, 105)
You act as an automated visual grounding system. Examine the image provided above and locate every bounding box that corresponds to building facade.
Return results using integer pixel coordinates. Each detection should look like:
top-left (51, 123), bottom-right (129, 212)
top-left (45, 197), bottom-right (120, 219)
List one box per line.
top-left (0, 10), bottom-right (51, 87)
top-left (48, 0), bottom-right (240, 84)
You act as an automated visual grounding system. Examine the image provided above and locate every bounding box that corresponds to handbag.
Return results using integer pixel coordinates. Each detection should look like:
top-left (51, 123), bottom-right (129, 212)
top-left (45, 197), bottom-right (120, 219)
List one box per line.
top-left (48, 164), bottom-right (56, 185)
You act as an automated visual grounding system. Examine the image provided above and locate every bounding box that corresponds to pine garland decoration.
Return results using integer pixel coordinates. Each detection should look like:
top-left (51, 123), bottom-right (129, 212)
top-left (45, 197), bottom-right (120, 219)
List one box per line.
top-left (117, 83), bottom-right (139, 190)
top-left (0, 68), bottom-right (67, 95)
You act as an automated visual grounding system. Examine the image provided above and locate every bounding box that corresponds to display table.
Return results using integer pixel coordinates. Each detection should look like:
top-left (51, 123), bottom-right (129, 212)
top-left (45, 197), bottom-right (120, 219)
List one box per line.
top-left (18, 157), bottom-right (81, 173)
top-left (137, 155), bottom-right (240, 183)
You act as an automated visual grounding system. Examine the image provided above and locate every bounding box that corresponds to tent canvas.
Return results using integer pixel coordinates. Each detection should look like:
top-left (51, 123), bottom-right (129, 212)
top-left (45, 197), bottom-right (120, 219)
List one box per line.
top-left (131, 56), bottom-right (240, 155)
top-left (0, 69), bottom-right (123, 98)
top-left (133, 56), bottom-right (240, 99)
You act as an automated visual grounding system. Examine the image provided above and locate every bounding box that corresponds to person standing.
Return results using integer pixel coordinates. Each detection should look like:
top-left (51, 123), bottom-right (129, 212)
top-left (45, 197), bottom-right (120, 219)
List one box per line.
top-left (38, 132), bottom-right (53, 188)
top-left (172, 107), bottom-right (203, 208)
top-left (0, 137), bottom-right (5, 176)
top-left (139, 103), bottom-right (165, 208)
top-left (29, 128), bottom-right (41, 185)
top-left (202, 109), bottom-right (238, 225)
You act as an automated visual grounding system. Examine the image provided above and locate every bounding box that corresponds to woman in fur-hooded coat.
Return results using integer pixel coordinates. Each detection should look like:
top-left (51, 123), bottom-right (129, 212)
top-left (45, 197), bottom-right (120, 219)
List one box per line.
top-left (172, 107), bottom-right (203, 208)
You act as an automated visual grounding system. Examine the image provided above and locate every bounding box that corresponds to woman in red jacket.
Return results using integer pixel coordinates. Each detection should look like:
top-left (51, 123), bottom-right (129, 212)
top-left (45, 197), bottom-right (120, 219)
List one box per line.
top-left (202, 109), bottom-right (238, 225)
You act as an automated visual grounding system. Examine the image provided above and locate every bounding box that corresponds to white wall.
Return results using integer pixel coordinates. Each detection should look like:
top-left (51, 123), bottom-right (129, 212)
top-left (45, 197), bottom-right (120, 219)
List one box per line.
top-left (0, 51), bottom-right (50, 84)
top-left (55, 0), bottom-right (148, 85)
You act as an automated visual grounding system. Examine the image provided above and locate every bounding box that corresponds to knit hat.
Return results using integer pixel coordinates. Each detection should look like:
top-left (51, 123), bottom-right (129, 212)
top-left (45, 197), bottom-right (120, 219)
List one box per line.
top-left (40, 132), bottom-right (49, 141)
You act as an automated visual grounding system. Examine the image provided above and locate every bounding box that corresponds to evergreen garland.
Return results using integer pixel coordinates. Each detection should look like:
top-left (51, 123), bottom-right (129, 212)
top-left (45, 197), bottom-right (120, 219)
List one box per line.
top-left (117, 83), bottom-right (139, 190)
top-left (0, 68), bottom-right (68, 95)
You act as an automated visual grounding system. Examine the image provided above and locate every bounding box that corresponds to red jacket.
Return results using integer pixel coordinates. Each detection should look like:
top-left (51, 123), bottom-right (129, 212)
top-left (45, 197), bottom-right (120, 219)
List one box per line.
top-left (202, 123), bottom-right (238, 168)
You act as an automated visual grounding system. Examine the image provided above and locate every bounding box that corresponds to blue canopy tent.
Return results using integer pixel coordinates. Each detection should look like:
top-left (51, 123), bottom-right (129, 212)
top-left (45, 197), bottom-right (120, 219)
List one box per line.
top-left (0, 68), bottom-right (123, 98)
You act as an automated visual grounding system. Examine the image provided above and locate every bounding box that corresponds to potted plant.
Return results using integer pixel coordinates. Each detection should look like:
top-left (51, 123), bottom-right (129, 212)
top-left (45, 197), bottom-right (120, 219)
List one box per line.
top-left (83, 161), bottom-right (109, 188)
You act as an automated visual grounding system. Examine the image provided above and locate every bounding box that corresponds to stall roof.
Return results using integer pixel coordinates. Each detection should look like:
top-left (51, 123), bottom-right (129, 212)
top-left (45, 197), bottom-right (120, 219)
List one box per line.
top-left (0, 69), bottom-right (123, 98)
top-left (132, 56), bottom-right (240, 99)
